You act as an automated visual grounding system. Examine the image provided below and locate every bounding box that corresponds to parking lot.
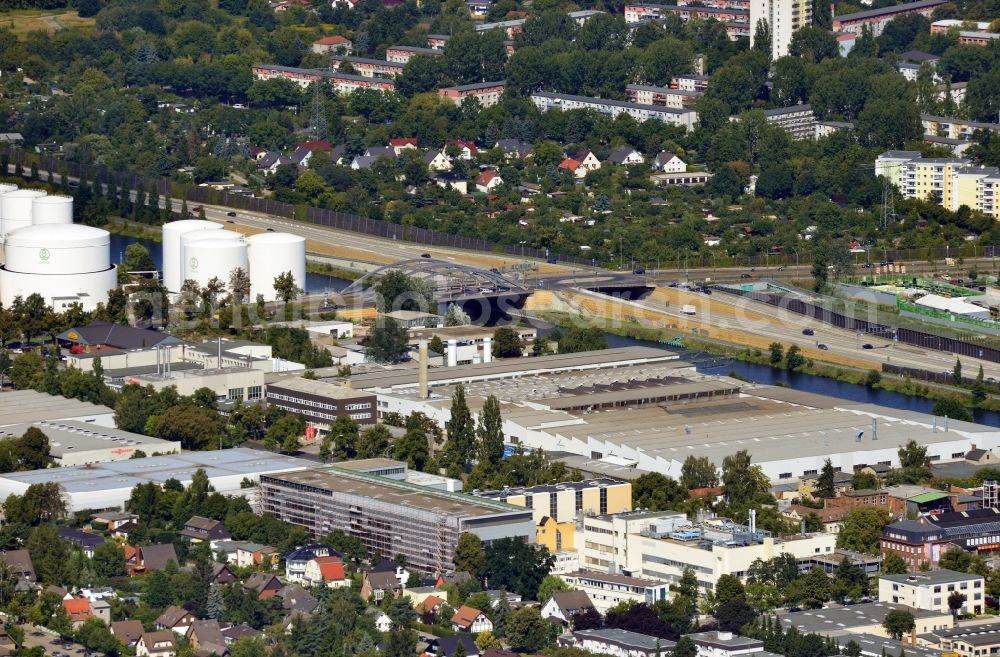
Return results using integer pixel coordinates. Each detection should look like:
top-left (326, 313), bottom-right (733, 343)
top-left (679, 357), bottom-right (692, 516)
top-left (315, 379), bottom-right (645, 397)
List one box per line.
top-left (20, 625), bottom-right (101, 657)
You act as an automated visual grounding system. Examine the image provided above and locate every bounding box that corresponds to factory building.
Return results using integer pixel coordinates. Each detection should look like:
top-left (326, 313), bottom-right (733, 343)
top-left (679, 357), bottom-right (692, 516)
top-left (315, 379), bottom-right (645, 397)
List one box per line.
top-left (0, 448), bottom-right (312, 512)
top-left (0, 420), bottom-right (180, 466)
top-left (161, 220), bottom-right (305, 300)
top-left (0, 189), bottom-right (116, 311)
top-left (0, 389), bottom-right (116, 428)
top-left (258, 465), bottom-right (534, 574)
top-left (354, 347), bottom-right (1000, 483)
top-left (120, 366), bottom-right (265, 401)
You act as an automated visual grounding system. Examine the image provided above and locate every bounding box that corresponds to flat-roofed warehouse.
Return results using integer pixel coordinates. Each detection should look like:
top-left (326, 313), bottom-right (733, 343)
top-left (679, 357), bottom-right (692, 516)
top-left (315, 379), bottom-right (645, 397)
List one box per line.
top-left (372, 350), bottom-right (1000, 482)
top-left (523, 383), bottom-right (1000, 480)
top-left (0, 390), bottom-right (115, 427)
top-left (0, 420), bottom-right (180, 466)
top-left (259, 466), bottom-right (534, 574)
top-left (0, 448), bottom-right (313, 511)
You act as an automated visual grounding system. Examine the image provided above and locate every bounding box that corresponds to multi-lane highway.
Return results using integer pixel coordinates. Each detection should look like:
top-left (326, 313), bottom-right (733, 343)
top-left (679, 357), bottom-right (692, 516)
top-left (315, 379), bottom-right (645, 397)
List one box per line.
top-left (633, 284), bottom-right (1000, 381)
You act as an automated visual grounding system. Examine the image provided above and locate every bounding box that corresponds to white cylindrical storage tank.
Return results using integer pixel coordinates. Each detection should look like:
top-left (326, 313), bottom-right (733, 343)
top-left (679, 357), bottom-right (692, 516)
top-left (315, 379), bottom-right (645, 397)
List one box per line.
top-left (180, 228), bottom-right (243, 288)
top-left (183, 238), bottom-right (248, 289)
top-left (247, 232), bottom-right (306, 302)
top-left (31, 195), bottom-right (73, 225)
top-left (0, 184), bottom-right (18, 195)
top-left (4, 224), bottom-right (110, 275)
top-left (162, 219), bottom-right (223, 292)
top-left (0, 266), bottom-right (116, 313)
top-left (1, 189), bottom-right (46, 236)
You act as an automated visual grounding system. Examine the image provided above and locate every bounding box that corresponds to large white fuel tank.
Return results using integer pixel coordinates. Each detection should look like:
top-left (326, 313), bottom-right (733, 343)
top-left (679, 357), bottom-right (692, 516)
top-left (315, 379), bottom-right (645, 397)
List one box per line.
top-left (247, 232), bottom-right (306, 302)
top-left (162, 219), bottom-right (223, 292)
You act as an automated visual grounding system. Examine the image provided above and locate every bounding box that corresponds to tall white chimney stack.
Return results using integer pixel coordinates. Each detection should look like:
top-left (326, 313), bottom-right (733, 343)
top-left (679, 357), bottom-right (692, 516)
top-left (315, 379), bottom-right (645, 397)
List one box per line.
top-left (447, 339), bottom-right (458, 367)
top-left (483, 337), bottom-right (493, 364)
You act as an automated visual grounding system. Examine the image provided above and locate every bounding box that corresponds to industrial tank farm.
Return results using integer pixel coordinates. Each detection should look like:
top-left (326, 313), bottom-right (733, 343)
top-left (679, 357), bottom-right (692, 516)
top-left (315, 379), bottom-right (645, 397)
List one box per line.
top-left (0, 187), bottom-right (116, 311)
top-left (0, 185), bottom-right (306, 309)
top-left (162, 219), bottom-right (305, 301)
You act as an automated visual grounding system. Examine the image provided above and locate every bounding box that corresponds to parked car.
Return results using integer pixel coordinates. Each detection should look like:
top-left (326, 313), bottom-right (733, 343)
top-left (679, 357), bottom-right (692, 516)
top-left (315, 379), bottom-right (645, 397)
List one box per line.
top-left (633, 267), bottom-right (646, 275)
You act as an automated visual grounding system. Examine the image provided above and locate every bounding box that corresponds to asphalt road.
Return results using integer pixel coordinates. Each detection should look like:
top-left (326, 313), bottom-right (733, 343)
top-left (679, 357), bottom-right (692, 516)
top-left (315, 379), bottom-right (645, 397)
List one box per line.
top-left (631, 286), bottom-right (1000, 381)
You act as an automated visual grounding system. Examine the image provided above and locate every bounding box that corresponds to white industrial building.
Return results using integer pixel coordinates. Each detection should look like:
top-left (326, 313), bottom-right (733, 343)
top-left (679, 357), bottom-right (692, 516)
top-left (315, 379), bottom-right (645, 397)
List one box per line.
top-left (0, 448), bottom-right (313, 512)
top-left (161, 219), bottom-right (305, 300)
top-left (0, 389), bottom-right (116, 428)
top-left (913, 293), bottom-right (991, 319)
top-left (0, 419), bottom-right (180, 466)
top-left (0, 188), bottom-right (116, 311)
top-left (349, 348), bottom-right (1000, 482)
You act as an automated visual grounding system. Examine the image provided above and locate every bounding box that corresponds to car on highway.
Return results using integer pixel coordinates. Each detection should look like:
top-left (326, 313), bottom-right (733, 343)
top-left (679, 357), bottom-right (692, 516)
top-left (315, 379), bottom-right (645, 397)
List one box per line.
top-left (421, 253), bottom-right (431, 258)
top-left (226, 220), bottom-right (235, 224)
top-left (802, 328), bottom-right (814, 336)
top-left (817, 343), bottom-right (829, 350)
top-left (226, 211), bottom-right (236, 217)
top-left (740, 273), bottom-right (752, 279)
top-left (633, 267), bottom-right (646, 275)
top-left (862, 343), bottom-right (874, 349)
top-left (266, 228), bottom-right (274, 232)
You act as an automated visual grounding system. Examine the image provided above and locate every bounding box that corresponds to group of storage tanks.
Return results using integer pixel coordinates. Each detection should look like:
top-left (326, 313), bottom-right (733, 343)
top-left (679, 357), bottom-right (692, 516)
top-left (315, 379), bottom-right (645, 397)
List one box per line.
top-left (0, 185), bottom-right (117, 312)
top-left (163, 220), bottom-right (306, 301)
top-left (0, 184), bottom-right (306, 312)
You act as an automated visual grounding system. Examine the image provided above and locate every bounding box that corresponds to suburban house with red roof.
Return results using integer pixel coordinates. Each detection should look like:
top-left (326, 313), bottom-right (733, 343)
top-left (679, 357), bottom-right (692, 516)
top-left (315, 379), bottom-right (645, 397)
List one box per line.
top-left (389, 138), bottom-right (418, 155)
top-left (304, 555), bottom-right (349, 588)
top-left (558, 150), bottom-right (601, 178)
top-left (63, 598), bottom-right (94, 628)
top-left (451, 605), bottom-right (493, 633)
top-left (444, 140), bottom-right (478, 160)
top-left (415, 594), bottom-right (446, 616)
top-left (312, 35), bottom-right (353, 55)
top-left (475, 170), bottom-right (503, 193)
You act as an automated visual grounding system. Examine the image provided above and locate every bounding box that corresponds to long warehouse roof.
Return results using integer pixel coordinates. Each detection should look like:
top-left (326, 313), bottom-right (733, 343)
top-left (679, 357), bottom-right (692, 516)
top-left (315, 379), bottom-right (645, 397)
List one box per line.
top-left (0, 390), bottom-right (113, 427)
top-left (0, 448), bottom-right (311, 494)
top-left (344, 346), bottom-right (680, 390)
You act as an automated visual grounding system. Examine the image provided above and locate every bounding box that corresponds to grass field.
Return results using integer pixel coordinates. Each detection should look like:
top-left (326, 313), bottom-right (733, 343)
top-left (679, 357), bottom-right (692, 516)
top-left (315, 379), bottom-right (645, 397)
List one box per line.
top-left (0, 9), bottom-right (94, 36)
